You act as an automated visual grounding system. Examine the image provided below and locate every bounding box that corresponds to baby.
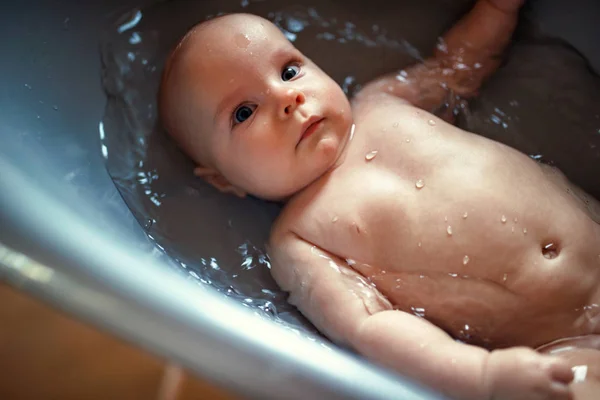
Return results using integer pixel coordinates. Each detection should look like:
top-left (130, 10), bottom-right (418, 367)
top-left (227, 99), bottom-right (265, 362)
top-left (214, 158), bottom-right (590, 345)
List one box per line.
top-left (159, 0), bottom-right (600, 399)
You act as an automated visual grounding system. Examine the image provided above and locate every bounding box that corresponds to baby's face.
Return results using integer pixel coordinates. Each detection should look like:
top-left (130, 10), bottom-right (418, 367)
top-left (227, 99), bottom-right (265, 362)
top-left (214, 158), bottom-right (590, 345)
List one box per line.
top-left (166, 14), bottom-right (353, 200)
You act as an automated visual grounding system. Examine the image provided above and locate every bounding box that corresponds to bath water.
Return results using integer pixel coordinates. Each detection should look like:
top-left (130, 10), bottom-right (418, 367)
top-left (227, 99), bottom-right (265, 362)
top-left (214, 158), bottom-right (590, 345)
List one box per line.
top-left (99, 0), bottom-right (600, 339)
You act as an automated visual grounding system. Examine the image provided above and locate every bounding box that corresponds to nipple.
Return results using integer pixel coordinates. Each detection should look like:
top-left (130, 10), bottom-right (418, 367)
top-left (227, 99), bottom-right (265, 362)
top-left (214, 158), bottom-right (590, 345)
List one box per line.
top-left (235, 33), bottom-right (251, 49)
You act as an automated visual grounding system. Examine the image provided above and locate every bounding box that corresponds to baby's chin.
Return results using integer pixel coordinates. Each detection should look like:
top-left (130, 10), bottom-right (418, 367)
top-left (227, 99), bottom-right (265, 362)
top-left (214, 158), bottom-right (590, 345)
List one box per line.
top-left (315, 135), bottom-right (341, 158)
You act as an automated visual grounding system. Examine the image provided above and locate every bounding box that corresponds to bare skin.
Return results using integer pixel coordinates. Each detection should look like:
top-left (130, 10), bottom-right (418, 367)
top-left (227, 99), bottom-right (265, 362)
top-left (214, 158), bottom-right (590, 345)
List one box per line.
top-left (159, 1), bottom-right (600, 399)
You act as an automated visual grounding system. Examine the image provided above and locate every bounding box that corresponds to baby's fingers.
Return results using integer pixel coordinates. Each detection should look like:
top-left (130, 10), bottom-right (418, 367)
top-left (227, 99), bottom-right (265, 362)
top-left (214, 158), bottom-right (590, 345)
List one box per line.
top-left (543, 356), bottom-right (574, 385)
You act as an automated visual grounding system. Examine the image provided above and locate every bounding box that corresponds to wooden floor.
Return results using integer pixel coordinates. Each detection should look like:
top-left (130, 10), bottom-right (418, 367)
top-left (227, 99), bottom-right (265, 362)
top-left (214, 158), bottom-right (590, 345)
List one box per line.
top-left (0, 284), bottom-right (238, 400)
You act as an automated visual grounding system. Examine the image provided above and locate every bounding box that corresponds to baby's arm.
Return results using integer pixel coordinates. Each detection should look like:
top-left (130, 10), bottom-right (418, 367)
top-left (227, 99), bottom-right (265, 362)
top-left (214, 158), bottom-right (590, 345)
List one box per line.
top-left (269, 231), bottom-right (574, 400)
top-left (353, 0), bottom-right (525, 120)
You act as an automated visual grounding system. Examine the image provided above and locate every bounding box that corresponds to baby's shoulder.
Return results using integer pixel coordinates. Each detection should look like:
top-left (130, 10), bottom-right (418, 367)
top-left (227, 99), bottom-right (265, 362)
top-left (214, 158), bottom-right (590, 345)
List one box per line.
top-left (351, 92), bottom-right (423, 129)
top-left (351, 91), bottom-right (414, 117)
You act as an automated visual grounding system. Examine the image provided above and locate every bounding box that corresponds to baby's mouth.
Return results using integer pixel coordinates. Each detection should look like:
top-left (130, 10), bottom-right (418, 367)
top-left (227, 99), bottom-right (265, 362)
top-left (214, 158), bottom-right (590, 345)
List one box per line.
top-left (299, 117), bottom-right (325, 144)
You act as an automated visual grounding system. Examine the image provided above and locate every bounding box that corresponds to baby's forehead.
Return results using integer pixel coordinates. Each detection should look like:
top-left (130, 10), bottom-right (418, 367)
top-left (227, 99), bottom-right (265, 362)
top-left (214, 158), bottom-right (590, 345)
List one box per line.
top-left (192, 14), bottom-right (289, 51)
top-left (178, 14), bottom-right (301, 86)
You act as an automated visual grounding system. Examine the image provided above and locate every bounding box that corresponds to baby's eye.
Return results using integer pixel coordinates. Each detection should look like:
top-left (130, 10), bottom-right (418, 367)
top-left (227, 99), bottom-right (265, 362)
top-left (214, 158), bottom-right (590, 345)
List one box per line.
top-left (233, 104), bottom-right (256, 125)
top-left (281, 64), bottom-right (300, 81)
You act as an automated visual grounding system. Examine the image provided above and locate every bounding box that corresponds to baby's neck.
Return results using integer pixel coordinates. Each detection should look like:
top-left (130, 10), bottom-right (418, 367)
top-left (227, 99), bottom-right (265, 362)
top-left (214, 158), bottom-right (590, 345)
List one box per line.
top-left (282, 122), bottom-right (355, 205)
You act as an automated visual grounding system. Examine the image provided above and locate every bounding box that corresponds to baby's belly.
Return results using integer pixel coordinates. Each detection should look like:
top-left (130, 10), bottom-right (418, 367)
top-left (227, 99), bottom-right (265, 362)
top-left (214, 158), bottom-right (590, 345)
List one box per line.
top-left (338, 152), bottom-right (600, 349)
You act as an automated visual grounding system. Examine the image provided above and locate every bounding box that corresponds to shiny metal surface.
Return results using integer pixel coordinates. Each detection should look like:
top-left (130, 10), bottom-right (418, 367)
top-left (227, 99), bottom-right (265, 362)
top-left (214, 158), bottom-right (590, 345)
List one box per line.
top-left (0, 0), bottom-right (598, 399)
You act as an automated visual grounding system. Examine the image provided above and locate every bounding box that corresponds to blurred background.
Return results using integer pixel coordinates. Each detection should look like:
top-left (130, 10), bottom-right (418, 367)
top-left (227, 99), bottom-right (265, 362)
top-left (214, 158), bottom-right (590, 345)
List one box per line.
top-left (0, 284), bottom-right (236, 400)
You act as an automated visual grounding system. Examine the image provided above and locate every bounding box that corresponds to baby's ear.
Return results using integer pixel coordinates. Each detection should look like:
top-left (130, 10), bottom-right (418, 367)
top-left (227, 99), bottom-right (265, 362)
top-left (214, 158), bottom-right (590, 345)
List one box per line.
top-left (193, 166), bottom-right (247, 198)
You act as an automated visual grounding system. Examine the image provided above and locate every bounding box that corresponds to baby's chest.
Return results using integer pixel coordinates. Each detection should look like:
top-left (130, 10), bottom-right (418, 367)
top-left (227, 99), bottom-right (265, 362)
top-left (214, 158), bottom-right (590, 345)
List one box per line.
top-left (304, 168), bottom-right (418, 264)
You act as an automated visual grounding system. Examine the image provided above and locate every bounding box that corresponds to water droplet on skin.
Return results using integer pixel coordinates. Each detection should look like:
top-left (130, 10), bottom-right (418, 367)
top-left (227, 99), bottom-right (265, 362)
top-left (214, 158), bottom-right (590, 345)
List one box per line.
top-left (503, 273), bottom-right (508, 282)
top-left (24, 83), bottom-right (32, 89)
top-left (365, 150), bottom-right (378, 161)
top-left (346, 259), bottom-right (356, 266)
top-left (444, 216), bottom-right (448, 222)
top-left (428, 119), bottom-right (436, 126)
top-left (463, 255), bottom-right (470, 265)
top-left (514, 217), bottom-right (518, 223)
top-left (235, 33), bottom-right (251, 49)
top-left (405, 138), bottom-right (411, 143)
top-left (415, 179), bottom-right (425, 189)
top-left (501, 215), bottom-right (507, 223)
top-left (52, 105), bottom-right (59, 111)
top-left (393, 122), bottom-right (399, 128)
top-left (418, 242), bottom-right (422, 247)
top-left (332, 216), bottom-right (339, 223)
top-left (410, 307), bottom-right (425, 317)
top-left (447, 226), bottom-right (453, 236)
top-left (463, 212), bottom-right (468, 219)
top-left (523, 228), bottom-right (528, 235)
top-left (511, 226), bottom-right (515, 233)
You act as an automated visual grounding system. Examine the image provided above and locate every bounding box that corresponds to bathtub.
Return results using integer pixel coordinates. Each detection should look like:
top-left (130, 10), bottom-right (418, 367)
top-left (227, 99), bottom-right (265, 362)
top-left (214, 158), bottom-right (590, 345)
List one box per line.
top-left (1, 0), bottom-right (598, 399)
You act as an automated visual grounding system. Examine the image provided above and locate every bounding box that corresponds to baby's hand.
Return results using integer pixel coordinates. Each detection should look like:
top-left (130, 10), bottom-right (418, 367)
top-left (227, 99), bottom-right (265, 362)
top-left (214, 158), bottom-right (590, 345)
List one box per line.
top-left (486, 347), bottom-right (574, 400)
top-left (486, 0), bottom-right (526, 14)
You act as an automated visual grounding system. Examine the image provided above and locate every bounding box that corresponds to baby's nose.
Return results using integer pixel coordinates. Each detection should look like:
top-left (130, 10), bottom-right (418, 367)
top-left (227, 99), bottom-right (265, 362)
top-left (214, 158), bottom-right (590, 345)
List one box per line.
top-left (280, 88), bottom-right (305, 116)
